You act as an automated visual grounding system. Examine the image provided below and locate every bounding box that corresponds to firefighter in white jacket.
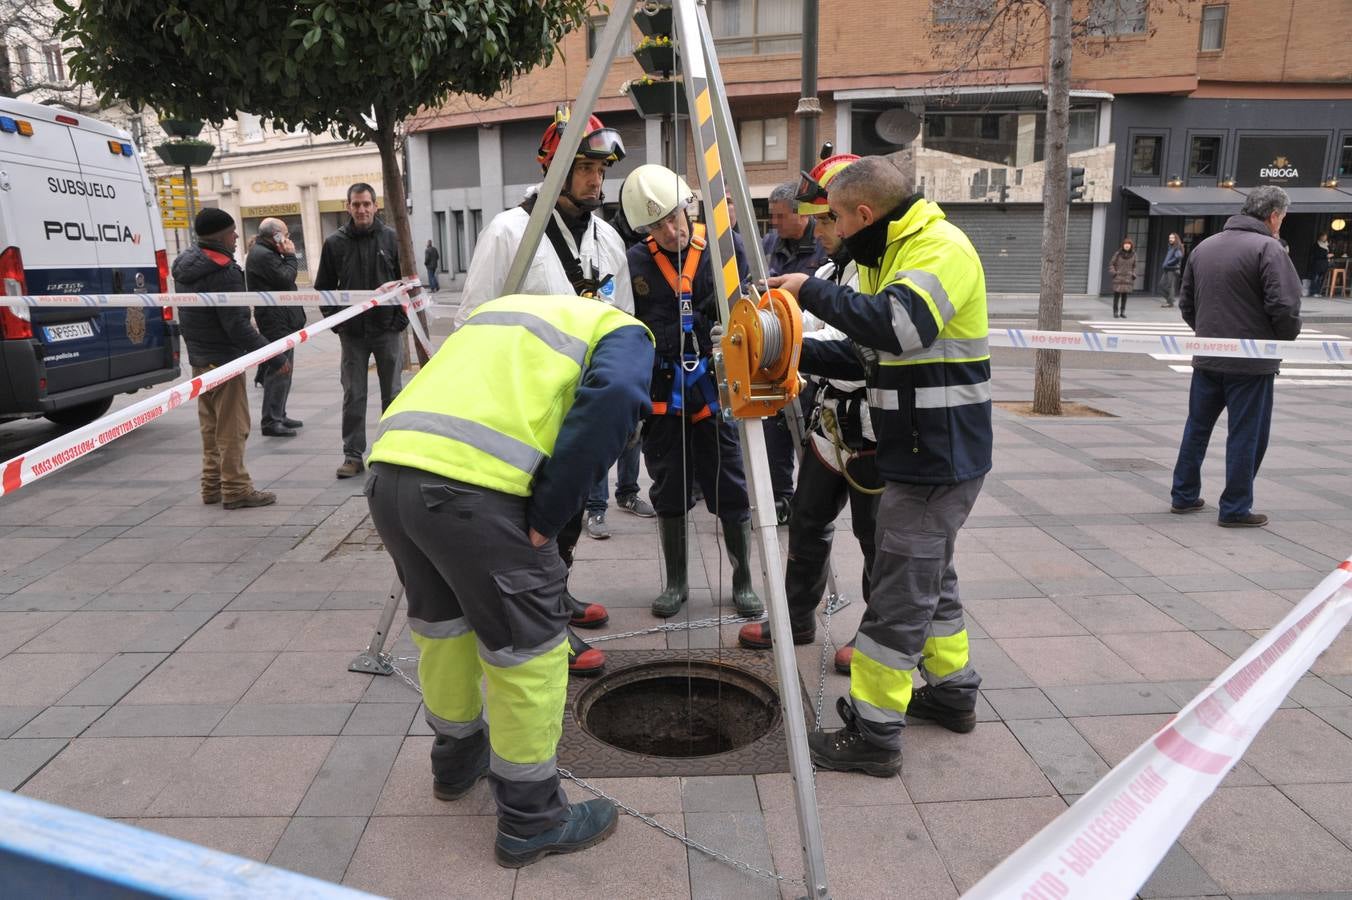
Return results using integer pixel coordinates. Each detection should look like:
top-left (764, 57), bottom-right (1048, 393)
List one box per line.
top-left (738, 153), bottom-right (880, 675)
top-left (453, 110), bottom-right (641, 677)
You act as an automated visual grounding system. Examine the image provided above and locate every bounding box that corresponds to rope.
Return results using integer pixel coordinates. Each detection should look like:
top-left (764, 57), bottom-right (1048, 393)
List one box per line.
top-left (819, 405), bottom-right (884, 496)
top-left (757, 306), bottom-right (783, 373)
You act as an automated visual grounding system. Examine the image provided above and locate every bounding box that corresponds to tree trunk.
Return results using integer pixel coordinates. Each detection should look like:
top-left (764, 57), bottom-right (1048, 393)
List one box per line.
top-left (373, 110), bottom-right (430, 364)
top-left (1033, 0), bottom-right (1073, 416)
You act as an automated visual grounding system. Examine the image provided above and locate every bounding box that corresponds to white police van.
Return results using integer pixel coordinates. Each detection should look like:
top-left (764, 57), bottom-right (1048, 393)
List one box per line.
top-left (0, 98), bottom-right (180, 428)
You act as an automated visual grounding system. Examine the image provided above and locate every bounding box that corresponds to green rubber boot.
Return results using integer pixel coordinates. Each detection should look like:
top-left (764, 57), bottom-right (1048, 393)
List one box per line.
top-left (651, 516), bottom-right (689, 618)
top-left (723, 519), bottom-right (765, 617)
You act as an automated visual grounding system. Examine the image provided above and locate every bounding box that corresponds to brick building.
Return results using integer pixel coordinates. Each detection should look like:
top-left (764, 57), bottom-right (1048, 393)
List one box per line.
top-left (405, 0), bottom-right (1352, 295)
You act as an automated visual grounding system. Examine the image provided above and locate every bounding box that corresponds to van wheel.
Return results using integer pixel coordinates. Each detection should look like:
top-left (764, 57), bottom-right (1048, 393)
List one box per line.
top-left (45, 398), bottom-right (114, 428)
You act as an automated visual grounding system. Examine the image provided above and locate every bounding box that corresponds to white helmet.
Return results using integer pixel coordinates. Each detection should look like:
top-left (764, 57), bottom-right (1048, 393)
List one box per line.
top-left (621, 163), bottom-right (696, 230)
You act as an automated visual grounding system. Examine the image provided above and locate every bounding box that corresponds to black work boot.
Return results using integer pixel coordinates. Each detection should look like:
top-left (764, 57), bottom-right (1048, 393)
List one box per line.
top-left (905, 685), bottom-right (977, 734)
top-left (722, 519), bottom-right (765, 617)
top-left (565, 589), bottom-right (609, 629)
top-left (431, 730), bottom-right (490, 801)
top-left (652, 516), bottom-right (689, 618)
top-left (808, 697), bottom-right (902, 777)
top-left (567, 628), bottom-right (605, 677)
top-left (495, 799), bottom-right (619, 868)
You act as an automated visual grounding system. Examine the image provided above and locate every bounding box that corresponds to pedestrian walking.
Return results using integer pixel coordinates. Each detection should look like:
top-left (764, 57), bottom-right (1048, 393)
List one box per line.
top-left (247, 218), bottom-right (305, 437)
top-left (424, 239), bottom-right (441, 293)
top-left (1159, 232), bottom-right (1183, 308)
top-left (1307, 232), bottom-right (1332, 296)
top-left (1169, 185), bottom-right (1302, 528)
top-left (1109, 237), bottom-right (1137, 318)
top-left (365, 293), bottom-right (653, 868)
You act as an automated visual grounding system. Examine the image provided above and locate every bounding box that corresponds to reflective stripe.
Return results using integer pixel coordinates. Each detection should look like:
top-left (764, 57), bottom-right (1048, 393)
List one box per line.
top-left (867, 388), bottom-right (898, 411)
top-left (922, 630), bottom-right (972, 679)
top-left (425, 710), bottom-right (485, 739)
top-left (879, 337), bottom-right (990, 364)
top-left (477, 631), bottom-right (567, 669)
top-left (462, 310), bottom-right (589, 367)
top-left (924, 662), bottom-right (979, 688)
top-left (888, 295), bottom-right (926, 354)
top-left (895, 268), bottom-right (956, 324)
top-left (376, 411), bottom-right (545, 475)
top-left (929, 617), bottom-right (967, 639)
top-left (490, 752), bottom-right (558, 782)
top-left (914, 381), bottom-right (991, 409)
top-left (855, 633), bottom-right (922, 672)
top-left (408, 616), bottom-right (472, 640)
top-left (851, 695), bottom-right (907, 725)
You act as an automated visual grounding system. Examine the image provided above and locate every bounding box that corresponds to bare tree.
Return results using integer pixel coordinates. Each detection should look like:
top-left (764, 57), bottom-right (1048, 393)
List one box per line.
top-left (1, 0), bottom-right (104, 112)
top-left (928, 0), bottom-right (1190, 415)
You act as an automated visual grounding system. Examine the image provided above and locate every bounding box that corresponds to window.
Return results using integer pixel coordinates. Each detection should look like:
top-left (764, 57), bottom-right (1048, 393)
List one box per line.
top-left (0, 46), bottom-right (11, 95)
top-left (42, 43), bottom-right (64, 83)
top-left (1068, 108), bottom-right (1099, 154)
top-left (1088, 0), bottom-right (1147, 35)
top-left (933, 0), bottom-right (992, 24)
top-left (1131, 135), bottom-right (1163, 177)
top-left (127, 116), bottom-right (146, 153)
top-left (17, 44), bottom-right (32, 82)
top-left (1188, 135), bottom-right (1221, 178)
top-left (586, 16), bottom-right (634, 59)
top-left (739, 117), bottom-right (788, 163)
top-left (237, 112), bottom-right (264, 144)
top-left (1200, 5), bottom-right (1227, 51)
top-left (452, 210), bottom-right (468, 273)
top-left (1340, 136), bottom-right (1352, 178)
top-left (708, 0), bottom-right (802, 57)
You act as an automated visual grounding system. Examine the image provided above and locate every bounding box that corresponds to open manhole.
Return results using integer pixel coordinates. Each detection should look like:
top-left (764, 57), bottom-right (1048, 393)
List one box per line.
top-left (558, 649), bottom-right (810, 777)
top-left (577, 660), bottom-right (780, 758)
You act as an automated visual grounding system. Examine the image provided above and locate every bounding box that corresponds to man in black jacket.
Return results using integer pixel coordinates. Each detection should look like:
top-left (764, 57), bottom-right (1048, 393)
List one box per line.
top-left (247, 218), bottom-right (305, 437)
top-left (1170, 186), bottom-right (1303, 528)
top-left (173, 208), bottom-right (288, 509)
top-left (316, 183), bottom-right (407, 479)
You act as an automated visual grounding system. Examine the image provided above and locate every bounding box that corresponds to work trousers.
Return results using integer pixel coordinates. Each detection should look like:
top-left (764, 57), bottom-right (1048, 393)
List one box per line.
top-left (194, 366), bottom-right (254, 502)
top-left (1170, 369), bottom-right (1275, 521)
top-left (586, 440), bottom-right (642, 515)
top-left (849, 477), bottom-right (984, 750)
top-left (260, 348), bottom-right (294, 430)
top-left (785, 445), bottom-right (881, 631)
top-left (642, 414), bottom-right (750, 522)
top-left (762, 411), bottom-right (797, 503)
top-left (339, 329), bottom-right (404, 461)
top-left (365, 463), bottom-right (571, 837)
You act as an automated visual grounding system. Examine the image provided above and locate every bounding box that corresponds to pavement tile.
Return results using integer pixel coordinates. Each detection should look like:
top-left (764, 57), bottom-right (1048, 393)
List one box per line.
top-left (81, 591), bottom-right (194, 612)
top-left (917, 796), bottom-right (1067, 892)
top-left (1044, 683), bottom-right (1180, 717)
top-left (1241, 709), bottom-right (1352, 785)
top-left (1180, 786), bottom-right (1352, 893)
top-left (901, 722), bottom-right (1054, 802)
top-left (12, 562), bottom-right (139, 597)
top-left (1279, 782), bottom-right (1352, 847)
top-left (681, 775), bottom-right (761, 812)
top-left (1311, 706), bottom-right (1352, 740)
top-left (755, 770), bottom-right (911, 810)
top-left (997, 636), bottom-right (1144, 687)
top-left (285, 609), bottom-right (388, 652)
top-left (238, 652), bottom-right (372, 704)
top-left (764, 802), bottom-right (958, 900)
top-left (1312, 629), bottom-right (1352, 677)
top-left (1070, 713), bottom-right (1267, 787)
top-left (964, 597), bottom-right (1087, 638)
top-left (0, 611), bottom-right (67, 655)
top-left (342, 702), bottom-right (419, 736)
top-left (0, 707), bottom-right (41, 739)
top-left (343, 815), bottom-right (516, 900)
top-left (179, 610), bottom-right (315, 652)
top-left (0, 652), bottom-right (112, 706)
top-left (967, 638), bottom-right (1036, 689)
top-left (1185, 588), bottom-right (1298, 630)
top-left (514, 813), bottom-right (691, 900)
top-left (15, 610), bottom-right (210, 653)
top-left (1197, 628), bottom-right (1260, 658)
top-left (1005, 717), bottom-right (1111, 794)
top-left (984, 687), bottom-right (1062, 720)
top-left (1138, 842), bottom-right (1225, 899)
top-left (570, 777), bottom-right (683, 814)
top-left (107, 563), bottom-right (230, 595)
top-left (19, 736), bottom-right (202, 816)
top-left (1099, 631), bottom-right (1234, 681)
top-left (373, 735), bottom-right (496, 817)
top-left (1052, 593), bottom-right (1187, 633)
top-left (121, 651), bottom-right (275, 705)
top-left (684, 811), bottom-right (778, 900)
top-left (226, 590), bottom-right (332, 612)
top-left (88, 704), bottom-right (230, 737)
top-left (14, 705), bottom-right (106, 739)
top-left (125, 816), bottom-right (288, 864)
top-left (1287, 676), bottom-right (1352, 709)
top-left (147, 735), bottom-right (334, 817)
top-left (0, 738), bottom-right (68, 790)
top-left (297, 734), bottom-right (403, 817)
top-left (57, 652), bottom-right (167, 706)
top-left (266, 816), bottom-right (369, 883)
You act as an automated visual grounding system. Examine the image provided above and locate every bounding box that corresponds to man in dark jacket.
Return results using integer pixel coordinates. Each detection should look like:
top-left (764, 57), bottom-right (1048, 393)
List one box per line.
top-left (247, 218), bottom-right (305, 437)
top-left (316, 183), bottom-right (408, 478)
top-left (423, 239), bottom-right (440, 293)
top-left (174, 208), bottom-right (287, 509)
top-left (1170, 186), bottom-right (1302, 528)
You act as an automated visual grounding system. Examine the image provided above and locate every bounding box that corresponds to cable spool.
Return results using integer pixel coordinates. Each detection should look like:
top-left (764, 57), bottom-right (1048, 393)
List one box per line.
top-left (717, 288), bottom-right (803, 419)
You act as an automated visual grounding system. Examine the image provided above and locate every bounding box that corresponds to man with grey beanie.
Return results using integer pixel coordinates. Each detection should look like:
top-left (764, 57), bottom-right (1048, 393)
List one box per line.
top-left (1169, 185), bottom-right (1302, 528)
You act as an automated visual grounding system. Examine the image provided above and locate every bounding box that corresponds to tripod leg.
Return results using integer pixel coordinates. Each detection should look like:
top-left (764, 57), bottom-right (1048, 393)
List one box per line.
top-left (348, 573), bottom-right (403, 676)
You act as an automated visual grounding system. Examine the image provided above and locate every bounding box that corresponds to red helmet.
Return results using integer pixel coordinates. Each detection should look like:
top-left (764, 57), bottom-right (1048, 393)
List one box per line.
top-left (795, 153), bottom-right (861, 215)
top-left (537, 110), bottom-right (626, 173)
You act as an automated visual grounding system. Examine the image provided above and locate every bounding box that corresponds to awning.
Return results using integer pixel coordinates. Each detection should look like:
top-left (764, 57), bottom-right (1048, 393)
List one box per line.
top-left (1122, 186), bottom-right (1246, 216)
top-left (1233, 186), bottom-right (1352, 214)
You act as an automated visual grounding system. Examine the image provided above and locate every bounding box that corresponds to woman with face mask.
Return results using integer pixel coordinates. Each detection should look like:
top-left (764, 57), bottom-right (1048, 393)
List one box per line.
top-left (1109, 237), bottom-right (1138, 318)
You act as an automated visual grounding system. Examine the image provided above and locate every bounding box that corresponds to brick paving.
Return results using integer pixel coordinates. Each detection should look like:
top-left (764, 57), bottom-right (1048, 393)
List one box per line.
top-left (2, 296), bottom-right (1352, 898)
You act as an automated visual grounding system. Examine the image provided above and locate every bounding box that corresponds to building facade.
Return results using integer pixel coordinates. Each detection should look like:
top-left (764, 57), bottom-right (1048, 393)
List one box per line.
top-left (405, 0), bottom-right (1352, 296)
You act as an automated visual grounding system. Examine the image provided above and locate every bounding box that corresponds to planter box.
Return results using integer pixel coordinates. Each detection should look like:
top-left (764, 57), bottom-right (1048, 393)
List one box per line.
top-left (159, 118), bottom-right (204, 139)
top-left (633, 44), bottom-right (678, 77)
top-left (155, 141), bottom-right (216, 167)
top-left (626, 81), bottom-right (689, 119)
top-left (633, 4), bottom-right (673, 37)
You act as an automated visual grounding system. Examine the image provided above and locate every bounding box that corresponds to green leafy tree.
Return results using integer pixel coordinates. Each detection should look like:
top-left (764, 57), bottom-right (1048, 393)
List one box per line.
top-left (55, 0), bottom-right (591, 289)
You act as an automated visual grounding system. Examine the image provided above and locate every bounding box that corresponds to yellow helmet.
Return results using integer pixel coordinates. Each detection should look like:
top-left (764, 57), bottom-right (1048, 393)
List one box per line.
top-left (795, 153), bottom-right (861, 215)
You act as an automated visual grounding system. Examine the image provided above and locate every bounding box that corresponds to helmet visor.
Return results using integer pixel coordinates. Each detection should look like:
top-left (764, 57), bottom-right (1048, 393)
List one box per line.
top-left (578, 128), bottom-right (626, 163)
top-left (795, 169), bottom-right (829, 208)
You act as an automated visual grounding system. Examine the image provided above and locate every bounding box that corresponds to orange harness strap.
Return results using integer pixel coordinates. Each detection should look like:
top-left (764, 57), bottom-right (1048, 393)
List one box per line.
top-left (646, 224), bottom-right (707, 296)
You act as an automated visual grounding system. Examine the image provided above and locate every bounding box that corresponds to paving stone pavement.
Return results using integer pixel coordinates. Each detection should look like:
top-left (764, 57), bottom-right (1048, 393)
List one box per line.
top-left (3, 299), bottom-right (1352, 898)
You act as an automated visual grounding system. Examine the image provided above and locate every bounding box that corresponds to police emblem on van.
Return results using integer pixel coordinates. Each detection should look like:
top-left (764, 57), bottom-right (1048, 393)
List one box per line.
top-left (126, 307), bottom-right (146, 344)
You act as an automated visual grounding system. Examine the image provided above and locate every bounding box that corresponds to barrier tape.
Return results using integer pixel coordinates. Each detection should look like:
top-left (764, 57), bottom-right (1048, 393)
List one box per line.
top-left (991, 327), bottom-right (1352, 364)
top-left (963, 558), bottom-right (1352, 900)
top-left (4, 288), bottom-right (380, 308)
top-left (0, 282), bottom-right (415, 499)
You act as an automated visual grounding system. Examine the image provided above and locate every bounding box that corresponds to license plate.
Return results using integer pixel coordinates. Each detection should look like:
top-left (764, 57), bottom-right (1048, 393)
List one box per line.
top-left (44, 321), bottom-right (95, 342)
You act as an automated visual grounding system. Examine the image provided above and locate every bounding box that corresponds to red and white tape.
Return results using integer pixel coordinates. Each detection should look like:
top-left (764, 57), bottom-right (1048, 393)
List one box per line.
top-left (0, 282), bottom-right (416, 499)
top-left (963, 558), bottom-right (1352, 900)
top-left (992, 327), bottom-right (1352, 364)
top-left (0, 287), bottom-right (423, 308)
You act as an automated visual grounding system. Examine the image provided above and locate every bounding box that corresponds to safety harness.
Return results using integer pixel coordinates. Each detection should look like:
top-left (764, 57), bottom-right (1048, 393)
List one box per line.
top-left (646, 224), bottom-right (720, 422)
top-left (541, 207), bottom-right (614, 298)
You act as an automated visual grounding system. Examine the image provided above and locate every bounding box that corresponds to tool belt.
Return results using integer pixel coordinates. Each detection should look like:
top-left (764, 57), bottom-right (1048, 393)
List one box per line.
top-left (650, 357), bottom-right (720, 423)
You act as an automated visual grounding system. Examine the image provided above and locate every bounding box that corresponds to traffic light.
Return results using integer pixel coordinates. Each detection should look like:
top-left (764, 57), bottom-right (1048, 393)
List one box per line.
top-left (1068, 166), bottom-right (1086, 203)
